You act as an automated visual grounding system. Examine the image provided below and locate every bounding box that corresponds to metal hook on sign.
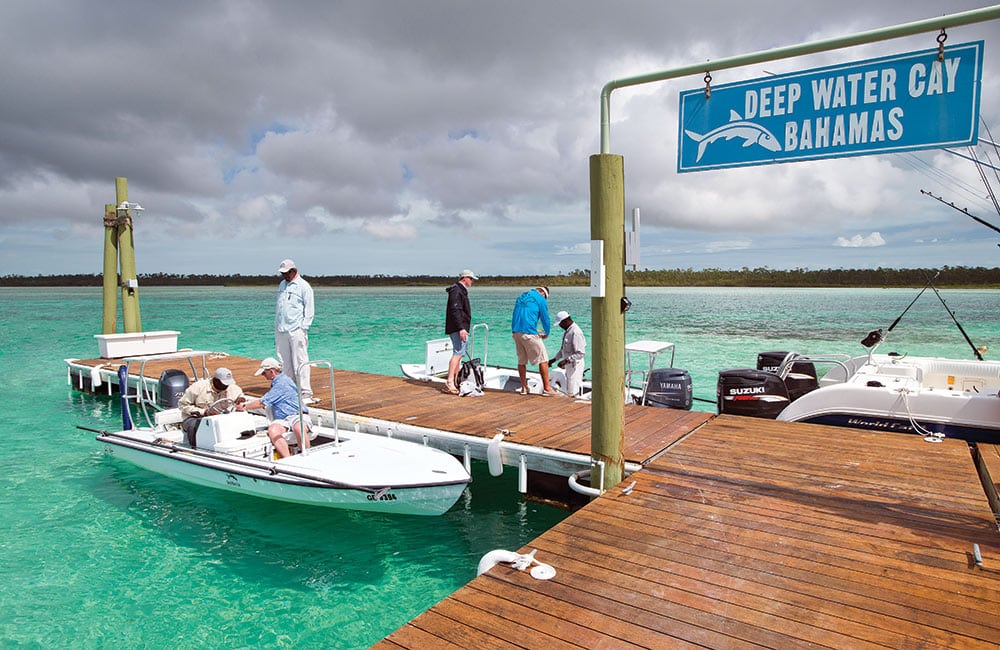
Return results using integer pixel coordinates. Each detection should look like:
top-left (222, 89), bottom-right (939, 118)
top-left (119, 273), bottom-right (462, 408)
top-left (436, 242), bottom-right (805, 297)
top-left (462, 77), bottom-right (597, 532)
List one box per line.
top-left (937, 28), bottom-right (947, 62)
top-left (704, 71), bottom-right (712, 99)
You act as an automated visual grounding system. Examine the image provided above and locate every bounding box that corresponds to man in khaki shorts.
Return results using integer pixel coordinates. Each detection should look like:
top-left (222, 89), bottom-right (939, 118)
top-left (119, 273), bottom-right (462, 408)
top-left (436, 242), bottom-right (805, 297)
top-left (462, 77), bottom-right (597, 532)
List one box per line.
top-left (511, 286), bottom-right (558, 395)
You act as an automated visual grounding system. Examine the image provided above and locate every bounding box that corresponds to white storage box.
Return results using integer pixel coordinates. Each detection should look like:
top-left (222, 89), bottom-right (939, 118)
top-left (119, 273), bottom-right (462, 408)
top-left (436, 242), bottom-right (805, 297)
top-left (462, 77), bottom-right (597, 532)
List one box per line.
top-left (213, 435), bottom-right (272, 460)
top-left (95, 330), bottom-right (180, 358)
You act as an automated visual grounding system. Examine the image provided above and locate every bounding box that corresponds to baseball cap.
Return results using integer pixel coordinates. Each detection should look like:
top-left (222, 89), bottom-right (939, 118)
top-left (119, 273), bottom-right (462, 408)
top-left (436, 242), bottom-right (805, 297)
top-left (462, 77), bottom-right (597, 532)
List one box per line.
top-left (277, 259), bottom-right (296, 273)
top-left (555, 310), bottom-right (570, 325)
top-left (460, 269), bottom-right (478, 280)
top-left (255, 357), bottom-right (282, 375)
top-left (213, 367), bottom-right (234, 386)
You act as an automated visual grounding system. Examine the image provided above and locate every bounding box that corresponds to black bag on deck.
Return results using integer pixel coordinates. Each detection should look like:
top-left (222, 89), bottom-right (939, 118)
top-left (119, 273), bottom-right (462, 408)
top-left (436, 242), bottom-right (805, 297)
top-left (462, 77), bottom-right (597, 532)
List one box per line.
top-left (457, 357), bottom-right (485, 393)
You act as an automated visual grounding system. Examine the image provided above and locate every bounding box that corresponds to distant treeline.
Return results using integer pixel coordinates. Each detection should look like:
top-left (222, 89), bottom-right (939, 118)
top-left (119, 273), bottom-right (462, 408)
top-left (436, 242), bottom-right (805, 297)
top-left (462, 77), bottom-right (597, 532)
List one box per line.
top-left (2, 266), bottom-right (999, 288)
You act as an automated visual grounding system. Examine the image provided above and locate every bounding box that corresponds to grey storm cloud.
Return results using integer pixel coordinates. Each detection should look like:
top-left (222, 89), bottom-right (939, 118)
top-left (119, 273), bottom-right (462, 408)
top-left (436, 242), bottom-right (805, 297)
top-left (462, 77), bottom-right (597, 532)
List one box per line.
top-left (1, 0), bottom-right (998, 275)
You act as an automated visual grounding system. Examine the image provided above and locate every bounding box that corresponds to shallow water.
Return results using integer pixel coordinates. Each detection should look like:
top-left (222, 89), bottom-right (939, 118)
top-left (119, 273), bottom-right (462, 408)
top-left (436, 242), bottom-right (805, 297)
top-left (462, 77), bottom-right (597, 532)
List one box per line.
top-left (0, 285), bottom-right (995, 648)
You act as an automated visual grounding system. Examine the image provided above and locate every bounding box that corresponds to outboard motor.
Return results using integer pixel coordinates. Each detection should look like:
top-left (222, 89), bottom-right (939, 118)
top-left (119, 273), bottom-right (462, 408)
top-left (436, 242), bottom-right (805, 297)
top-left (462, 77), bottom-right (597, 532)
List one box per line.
top-left (756, 351), bottom-right (819, 401)
top-left (717, 369), bottom-right (789, 419)
top-left (643, 368), bottom-right (692, 410)
top-left (158, 369), bottom-right (189, 408)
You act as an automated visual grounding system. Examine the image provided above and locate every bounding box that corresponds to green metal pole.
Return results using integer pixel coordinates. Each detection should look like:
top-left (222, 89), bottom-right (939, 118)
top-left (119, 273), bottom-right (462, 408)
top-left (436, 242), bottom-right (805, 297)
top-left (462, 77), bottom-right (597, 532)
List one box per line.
top-left (116, 177), bottom-right (142, 333)
top-left (590, 154), bottom-right (626, 491)
top-left (101, 202), bottom-right (118, 334)
top-left (600, 5), bottom-right (1000, 153)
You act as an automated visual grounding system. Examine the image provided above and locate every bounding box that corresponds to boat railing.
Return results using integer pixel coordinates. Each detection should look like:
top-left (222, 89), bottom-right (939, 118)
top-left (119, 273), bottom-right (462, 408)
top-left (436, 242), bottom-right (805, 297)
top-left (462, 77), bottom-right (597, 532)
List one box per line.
top-left (297, 359), bottom-right (335, 456)
top-left (775, 353), bottom-right (857, 385)
top-left (469, 323), bottom-right (490, 367)
top-left (122, 350), bottom-right (214, 428)
top-left (624, 341), bottom-right (676, 405)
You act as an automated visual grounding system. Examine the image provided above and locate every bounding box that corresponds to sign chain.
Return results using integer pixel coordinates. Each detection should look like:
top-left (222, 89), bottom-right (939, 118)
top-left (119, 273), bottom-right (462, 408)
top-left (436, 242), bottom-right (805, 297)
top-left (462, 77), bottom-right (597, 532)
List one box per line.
top-left (936, 28), bottom-right (947, 62)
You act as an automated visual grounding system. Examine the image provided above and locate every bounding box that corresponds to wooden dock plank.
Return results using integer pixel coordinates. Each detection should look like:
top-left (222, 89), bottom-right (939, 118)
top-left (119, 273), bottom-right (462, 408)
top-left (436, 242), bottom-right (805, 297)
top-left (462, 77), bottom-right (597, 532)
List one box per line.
top-left (377, 415), bottom-right (1000, 649)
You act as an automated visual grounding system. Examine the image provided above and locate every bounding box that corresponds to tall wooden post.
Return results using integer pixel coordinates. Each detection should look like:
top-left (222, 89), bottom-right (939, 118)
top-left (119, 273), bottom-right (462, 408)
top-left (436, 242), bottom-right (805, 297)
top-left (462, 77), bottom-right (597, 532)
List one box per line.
top-left (589, 153), bottom-right (626, 491)
top-left (101, 202), bottom-right (119, 334)
top-left (115, 177), bottom-right (142, 333)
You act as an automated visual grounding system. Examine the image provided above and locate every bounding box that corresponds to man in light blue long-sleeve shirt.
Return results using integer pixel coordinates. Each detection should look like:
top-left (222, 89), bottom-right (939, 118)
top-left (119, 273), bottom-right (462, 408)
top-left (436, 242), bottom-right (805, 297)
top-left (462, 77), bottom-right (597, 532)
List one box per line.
top-left (511, 286), bottom-right (557, 395)
top-left (275, 258), bottom-right (315, 401)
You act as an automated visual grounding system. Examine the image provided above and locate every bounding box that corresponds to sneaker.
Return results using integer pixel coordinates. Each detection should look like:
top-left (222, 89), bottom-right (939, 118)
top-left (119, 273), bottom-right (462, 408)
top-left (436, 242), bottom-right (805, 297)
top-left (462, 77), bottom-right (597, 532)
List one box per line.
top-left (302, 397), bottom-right (319, 405)
top-left (541, 389), bottom-right (561, 396)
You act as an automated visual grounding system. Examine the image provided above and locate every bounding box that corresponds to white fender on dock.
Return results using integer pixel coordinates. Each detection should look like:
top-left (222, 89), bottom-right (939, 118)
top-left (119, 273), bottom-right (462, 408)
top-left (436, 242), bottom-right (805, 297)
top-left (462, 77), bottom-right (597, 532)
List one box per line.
top-left (486, 432), bottom-right (504, 476)
top-left (477, 548), bottom-right (556, 580)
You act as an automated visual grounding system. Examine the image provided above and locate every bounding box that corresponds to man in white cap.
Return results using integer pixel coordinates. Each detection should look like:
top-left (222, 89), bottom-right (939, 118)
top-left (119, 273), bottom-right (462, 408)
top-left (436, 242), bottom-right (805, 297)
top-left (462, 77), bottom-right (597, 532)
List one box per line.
top-left (274, 258), bottom-right (315, 402)
top-left (238, 357), bottom-right (312, 458)
top-left (178, 367), bottom-right (245, 446)
top-left (443, 269), bottom-right (478, 394)
top-left (548, 310), bottom-right (586, 397)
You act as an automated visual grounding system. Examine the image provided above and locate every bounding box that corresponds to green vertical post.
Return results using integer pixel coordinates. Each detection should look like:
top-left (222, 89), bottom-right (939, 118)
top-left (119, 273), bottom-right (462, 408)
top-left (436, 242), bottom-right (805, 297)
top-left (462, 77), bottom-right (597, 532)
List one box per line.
top-left (116, 177), bottom-right (142, 333)
top-left (101, 202), bottom-right (119, 334)
top-left (589, 153), bottom-right (626, 491)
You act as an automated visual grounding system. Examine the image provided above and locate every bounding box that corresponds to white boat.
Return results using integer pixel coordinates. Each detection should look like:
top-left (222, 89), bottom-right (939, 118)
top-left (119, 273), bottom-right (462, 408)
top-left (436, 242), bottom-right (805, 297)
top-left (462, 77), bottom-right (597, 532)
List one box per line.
top-left (85, 355), bottom-right (471, 516)
top-left (400, 324), bottom-right (583, 396)
top-left (401, 324), bottom-right (693, 408)
top-left (718, 328), bottom-right (1000, 444)
top-left (775, 351), bottom-right (1000, 443)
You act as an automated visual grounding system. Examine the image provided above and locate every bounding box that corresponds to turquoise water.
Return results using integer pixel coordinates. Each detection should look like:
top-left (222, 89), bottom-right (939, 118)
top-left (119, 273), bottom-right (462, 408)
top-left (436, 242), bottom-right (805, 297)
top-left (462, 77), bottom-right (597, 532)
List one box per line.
top-left (1, 285), bottom-right (996, 648)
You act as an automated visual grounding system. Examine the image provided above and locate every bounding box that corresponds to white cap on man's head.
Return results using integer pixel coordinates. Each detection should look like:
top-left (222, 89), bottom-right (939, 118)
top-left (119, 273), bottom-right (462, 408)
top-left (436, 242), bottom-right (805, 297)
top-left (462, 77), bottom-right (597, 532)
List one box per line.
top-left (460, 269), bottom-right (478, 281)
top-left (555, 310), bottom-right (570, 325)
top-left (277, 259), bottom-right (296, 273)
top-left (255, 357), bottom-right (282, 375)
top-left (213, 367), bottom-right (234, 386)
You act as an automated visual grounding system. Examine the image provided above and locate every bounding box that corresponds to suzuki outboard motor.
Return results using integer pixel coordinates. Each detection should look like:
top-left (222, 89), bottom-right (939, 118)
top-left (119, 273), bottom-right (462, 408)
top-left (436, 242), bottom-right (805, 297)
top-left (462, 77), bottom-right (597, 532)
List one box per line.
top-left (158, 369), bottom-right (189, 408)
top-left (756, 351), bottom-right (819, 401)
top-left (643, 368), bottom-right (693, 410)
top-left (717, 369), bottom-right (789, 419)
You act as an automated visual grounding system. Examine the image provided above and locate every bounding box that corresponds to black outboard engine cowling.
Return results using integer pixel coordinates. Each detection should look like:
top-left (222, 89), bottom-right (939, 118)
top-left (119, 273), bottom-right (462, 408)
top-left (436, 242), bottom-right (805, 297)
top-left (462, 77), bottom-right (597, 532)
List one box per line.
top-left (643, 368), bottom-right (692, 410)
top-left (158, 369), bottom-right (190, 408)
top-left (717, 369), bottom-right (789, 419)
top-left (756, 351), bottom-right (819, 401)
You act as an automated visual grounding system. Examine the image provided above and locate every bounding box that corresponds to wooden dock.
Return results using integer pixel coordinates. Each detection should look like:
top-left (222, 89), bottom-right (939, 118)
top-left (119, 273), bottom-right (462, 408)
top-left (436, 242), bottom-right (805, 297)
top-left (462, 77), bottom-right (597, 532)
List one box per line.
top-left (67, 353), bottom-right (1000, 647)
top-left (378, 417), bottom-right (1000, 649)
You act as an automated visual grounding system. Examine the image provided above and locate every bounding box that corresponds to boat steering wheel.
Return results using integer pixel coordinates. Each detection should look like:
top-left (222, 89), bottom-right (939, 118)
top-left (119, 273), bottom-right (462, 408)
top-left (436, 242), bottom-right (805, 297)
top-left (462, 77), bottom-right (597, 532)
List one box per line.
top-left (206, 397), bottom-right (236, 415)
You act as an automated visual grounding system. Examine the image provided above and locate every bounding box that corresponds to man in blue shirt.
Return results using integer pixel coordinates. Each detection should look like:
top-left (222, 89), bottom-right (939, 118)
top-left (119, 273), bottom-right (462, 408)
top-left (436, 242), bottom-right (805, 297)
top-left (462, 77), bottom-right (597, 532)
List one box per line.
top-left (275, 259), bottom-right (315, 402)
top-left (238, 357), bottom-right (311, 458)
top-left (511, 286), bottom-right (557, 395)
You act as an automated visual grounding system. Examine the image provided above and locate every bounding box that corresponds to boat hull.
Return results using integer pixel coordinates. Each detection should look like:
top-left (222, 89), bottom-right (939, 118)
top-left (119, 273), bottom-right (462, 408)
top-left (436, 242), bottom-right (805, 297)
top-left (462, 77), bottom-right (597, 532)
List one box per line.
top-left (98, 429), bottom-right (471, 516)
top-left (777, 355), bottom-right (1000, 444)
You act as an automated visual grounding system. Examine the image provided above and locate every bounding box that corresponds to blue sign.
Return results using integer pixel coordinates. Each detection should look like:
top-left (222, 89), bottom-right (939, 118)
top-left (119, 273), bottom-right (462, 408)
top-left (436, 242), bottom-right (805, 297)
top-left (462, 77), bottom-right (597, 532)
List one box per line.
top-left (678, 41), bottom-right (983, 172)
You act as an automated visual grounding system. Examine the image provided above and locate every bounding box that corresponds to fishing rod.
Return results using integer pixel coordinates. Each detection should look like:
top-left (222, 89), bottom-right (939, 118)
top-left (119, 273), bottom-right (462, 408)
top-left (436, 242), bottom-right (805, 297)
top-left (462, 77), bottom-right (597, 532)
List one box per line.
top-left (862, 271), bottom-right (940, 348)
top-left (919, 189), bottom-right (1000, 241)
top-left (923, 281), bottom-right (986, 361)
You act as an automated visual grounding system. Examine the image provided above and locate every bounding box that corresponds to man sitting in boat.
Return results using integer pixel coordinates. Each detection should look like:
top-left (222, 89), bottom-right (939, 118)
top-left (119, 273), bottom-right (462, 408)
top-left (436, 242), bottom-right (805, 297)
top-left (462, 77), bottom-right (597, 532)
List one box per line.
top-left (178, 368), bottom-right (245, 446)
top-left (237, 357), bottom-right (311, 458)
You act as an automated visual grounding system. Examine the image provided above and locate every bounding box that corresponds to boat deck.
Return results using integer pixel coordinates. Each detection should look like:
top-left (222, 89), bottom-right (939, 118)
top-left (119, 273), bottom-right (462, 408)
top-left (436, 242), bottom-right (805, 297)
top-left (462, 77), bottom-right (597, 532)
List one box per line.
top-left (378, 416), bottom-right (1000, 648)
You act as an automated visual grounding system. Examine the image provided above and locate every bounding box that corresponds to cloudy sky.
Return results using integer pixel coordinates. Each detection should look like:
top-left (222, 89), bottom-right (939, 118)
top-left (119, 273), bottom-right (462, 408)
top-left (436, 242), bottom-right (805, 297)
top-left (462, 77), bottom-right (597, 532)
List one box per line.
top-left (2, 1), bottom-right (999, 277)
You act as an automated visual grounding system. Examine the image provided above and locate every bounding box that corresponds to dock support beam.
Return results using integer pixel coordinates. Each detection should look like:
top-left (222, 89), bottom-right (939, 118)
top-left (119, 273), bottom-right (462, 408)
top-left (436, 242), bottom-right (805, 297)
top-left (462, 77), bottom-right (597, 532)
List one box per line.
top-left (101, 202), bottom-right (118, 334)
top-left (589, 153), bottom-right (626, 491)
top-left (115, 177), bottom-right (142, 333)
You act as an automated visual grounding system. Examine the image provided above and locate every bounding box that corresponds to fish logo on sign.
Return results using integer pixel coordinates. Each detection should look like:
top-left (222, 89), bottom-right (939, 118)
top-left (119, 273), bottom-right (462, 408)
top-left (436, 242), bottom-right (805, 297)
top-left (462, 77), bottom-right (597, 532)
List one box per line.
top-left (684, 109), bottom-right (782, 162)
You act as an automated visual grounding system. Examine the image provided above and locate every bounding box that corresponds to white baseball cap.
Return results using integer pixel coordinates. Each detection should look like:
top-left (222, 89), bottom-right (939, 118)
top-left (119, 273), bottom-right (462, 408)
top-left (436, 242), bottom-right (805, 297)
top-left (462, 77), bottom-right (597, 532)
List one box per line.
top-left (255, 357), bottom-right (282, 375)
top-left (277, 259), bottom-right (296, 273)
top-left (460, 269), bottom-right (478, 280)
top-left (213, 367), bottom-right (234, 386)
top-left (555, 310), bottom-right (570, 324)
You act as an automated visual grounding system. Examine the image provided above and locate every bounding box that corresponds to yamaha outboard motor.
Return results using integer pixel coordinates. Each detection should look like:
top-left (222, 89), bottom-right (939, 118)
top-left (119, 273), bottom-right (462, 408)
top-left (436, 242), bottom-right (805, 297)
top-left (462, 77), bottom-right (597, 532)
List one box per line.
top-left (717, 369), bottom-right (789, 419)
top-left (158, 369), bottom-right (189, 408)
top-left (756, 351), bottom-right (819, 401)
top-left (643, 368), bottom-right (693, 410)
